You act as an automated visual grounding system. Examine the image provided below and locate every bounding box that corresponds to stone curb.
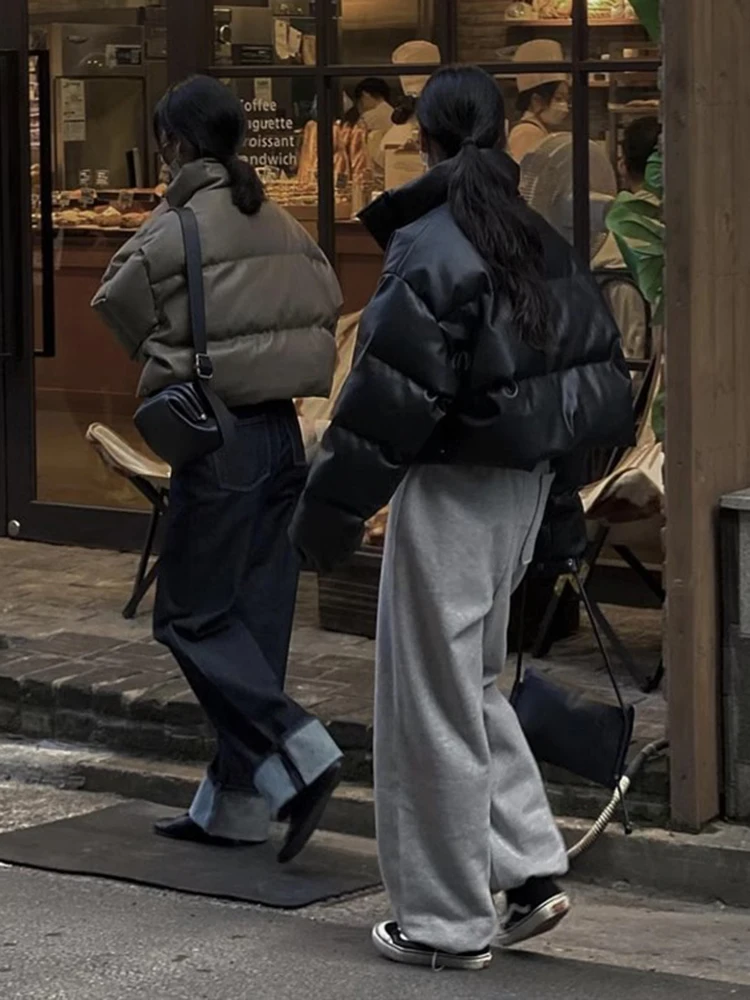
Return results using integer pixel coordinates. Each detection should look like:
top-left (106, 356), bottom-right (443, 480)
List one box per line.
top-left (0, 739), bottom-right (742, 909)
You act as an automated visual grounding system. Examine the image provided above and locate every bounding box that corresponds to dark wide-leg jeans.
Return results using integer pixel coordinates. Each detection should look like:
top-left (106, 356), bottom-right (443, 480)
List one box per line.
top-left (153, 401), bottom-right (342, 842)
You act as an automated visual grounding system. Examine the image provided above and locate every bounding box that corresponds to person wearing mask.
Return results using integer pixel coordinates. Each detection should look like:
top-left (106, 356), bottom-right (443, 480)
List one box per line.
top-left (290, 65), bottom-right (634, 970)
top-left (508, 39), bottom-right (570, 163)
top-left (92, 76), bottom-right (344, 865)
top-left (594, 115), bottom-right (662, 361)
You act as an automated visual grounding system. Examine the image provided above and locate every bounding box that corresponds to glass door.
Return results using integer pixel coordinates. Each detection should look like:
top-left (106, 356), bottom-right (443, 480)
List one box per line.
top-left (1, 2), bottom-right (168, 549)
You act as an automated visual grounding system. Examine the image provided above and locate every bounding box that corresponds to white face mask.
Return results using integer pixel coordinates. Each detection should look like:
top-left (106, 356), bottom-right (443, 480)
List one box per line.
top-left (539, 99), bottom-right (570, 129)
top-left (420, 150), bottom-right (431, 170)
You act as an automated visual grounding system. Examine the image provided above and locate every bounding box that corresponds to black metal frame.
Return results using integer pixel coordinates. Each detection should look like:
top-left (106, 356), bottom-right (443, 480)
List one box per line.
top-left (121, 478), bottom-right (168, 620)
top-left (1, 0), bottom-right (662, 551)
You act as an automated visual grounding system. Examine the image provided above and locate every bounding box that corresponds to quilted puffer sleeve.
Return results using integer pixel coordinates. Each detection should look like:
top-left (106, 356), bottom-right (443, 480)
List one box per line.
top-left (92, 248), bottom-right (158, 359)
top-left (290, 272), bottom-right (460, 573)
top-left (91, 205), bottom-right (170, 359)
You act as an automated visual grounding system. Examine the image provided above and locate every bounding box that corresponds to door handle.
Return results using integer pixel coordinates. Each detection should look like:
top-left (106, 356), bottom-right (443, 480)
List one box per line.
top-left (31, 49), bottom-right (57, 360)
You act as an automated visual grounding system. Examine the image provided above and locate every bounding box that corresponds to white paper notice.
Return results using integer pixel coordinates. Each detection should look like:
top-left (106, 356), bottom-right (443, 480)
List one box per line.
top-left (274, 18), bottom-right (290, 61)
top-left (254, 78), bottom-right (273, 104)
top-left (60, 79), bottom-right (86, 143)
top-left (288, 26), bottom-right (303, 59)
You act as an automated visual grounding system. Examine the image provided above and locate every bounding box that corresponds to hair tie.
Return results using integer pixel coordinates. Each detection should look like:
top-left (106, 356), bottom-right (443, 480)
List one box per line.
top-left (461, 136), bottom-right (477, 149)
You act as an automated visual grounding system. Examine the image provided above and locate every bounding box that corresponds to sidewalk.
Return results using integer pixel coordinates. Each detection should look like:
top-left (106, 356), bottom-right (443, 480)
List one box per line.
top-left (0, 539), bottom-right (668, 819)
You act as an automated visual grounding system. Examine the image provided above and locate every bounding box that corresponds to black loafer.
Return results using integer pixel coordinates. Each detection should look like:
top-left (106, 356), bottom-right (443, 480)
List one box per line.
top-left (277, 762), bottom-right (342, 864)
top-left (153, 813), bottom-right (242, 848)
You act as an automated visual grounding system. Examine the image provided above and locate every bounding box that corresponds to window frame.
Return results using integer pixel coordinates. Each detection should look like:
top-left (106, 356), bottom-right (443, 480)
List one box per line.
top-left (193, 0), bottom-right (661, 265)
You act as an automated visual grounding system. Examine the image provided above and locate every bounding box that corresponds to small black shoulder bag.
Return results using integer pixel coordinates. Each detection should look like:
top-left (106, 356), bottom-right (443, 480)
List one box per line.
top-left (511, 561), bottom-right (635, 793)
top-left (134, 206), bottom-right (236, 473)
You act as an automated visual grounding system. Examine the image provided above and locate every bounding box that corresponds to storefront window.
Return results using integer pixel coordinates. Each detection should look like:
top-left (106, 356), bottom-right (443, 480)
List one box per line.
top-left (11, 0), bottom-right (665, 524)
top-left (28, 2), bottom-right (168, 509)
top-left (334, 0), bottom-right (437, 65)
top-left (214, 4), bottom-right (318, 68)
top-left (222, 75), bottom-right (319, 239)
top-left (458, 1), bottom-right (573, 65)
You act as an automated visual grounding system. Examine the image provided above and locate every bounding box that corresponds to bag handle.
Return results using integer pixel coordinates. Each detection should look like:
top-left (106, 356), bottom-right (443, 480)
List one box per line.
top-left (172, 206), bottom-right (212, 380)
top-left (514, 563), bottom-right (630, 723)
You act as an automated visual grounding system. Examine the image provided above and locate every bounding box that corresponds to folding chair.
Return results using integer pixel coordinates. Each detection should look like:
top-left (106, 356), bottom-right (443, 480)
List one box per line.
top-left (86, 423), bottom-right (170, 620)
top-left (530, 350), bottom-right (666, 693)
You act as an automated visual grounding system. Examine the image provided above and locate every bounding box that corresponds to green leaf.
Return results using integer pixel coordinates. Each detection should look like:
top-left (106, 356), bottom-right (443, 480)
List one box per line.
top-left (607, 186), bottom-right (665, 312)
top-left (643, 150), bottom-right (663, 198)
top-left (629, 0), bottom-right (661, 44)
top-left (652, 389), bottom-right (666, 443)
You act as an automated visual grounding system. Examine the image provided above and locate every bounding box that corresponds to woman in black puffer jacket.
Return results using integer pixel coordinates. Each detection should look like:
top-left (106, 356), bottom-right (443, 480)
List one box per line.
top-left (291, 66), bottom-right (634, 970)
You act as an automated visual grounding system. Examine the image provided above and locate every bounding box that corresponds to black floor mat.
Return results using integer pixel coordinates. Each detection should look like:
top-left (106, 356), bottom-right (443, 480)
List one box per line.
top-left (0, 801), bottom-right (381, 909)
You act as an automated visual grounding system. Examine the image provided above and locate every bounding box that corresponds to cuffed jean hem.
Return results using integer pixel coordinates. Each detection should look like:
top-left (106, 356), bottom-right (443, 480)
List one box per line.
top-left (189, 775), bottom-right (271, 842)
top-left (253, 718), bottom-right (343, 816)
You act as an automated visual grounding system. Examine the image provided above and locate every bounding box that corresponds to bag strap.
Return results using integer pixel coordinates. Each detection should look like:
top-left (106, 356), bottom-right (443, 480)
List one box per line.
top-left (172, 206), bottom-right (212, 380)
top-left (172, 205), bottom-right (236, 446)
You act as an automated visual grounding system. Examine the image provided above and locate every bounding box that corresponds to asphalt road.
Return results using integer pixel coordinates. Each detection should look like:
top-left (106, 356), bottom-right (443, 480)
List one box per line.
top-left (1, 781), bottom-right (749, 1000)
top-left (0, 865), bottom-right (747, 1000)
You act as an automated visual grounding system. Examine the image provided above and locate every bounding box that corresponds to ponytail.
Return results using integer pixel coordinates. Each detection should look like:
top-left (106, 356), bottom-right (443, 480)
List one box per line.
top-left (225, 156), bottom-right (265, 216)
top-left (449, 142), bottom-right (549, 350)
top-left (154, 76), bottom-right (265, 217)
top-left (391, 96), bottom-right (417, 126)
top-left (418, 65), bottom-right (552, 351)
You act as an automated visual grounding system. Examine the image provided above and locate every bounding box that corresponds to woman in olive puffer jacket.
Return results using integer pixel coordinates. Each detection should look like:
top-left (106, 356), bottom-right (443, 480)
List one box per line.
top-left (93, 76), bottom-right (344, 866)
top-left (291, 66), bottom-right (634, 969)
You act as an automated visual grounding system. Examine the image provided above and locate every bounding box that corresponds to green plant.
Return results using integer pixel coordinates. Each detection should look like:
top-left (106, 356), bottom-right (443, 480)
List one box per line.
top-left (605, 149), bottom-right (665, 442)
top-left (628, 0), bottom-right (661, 44)
top-left (605, 149), bottom-right (664, 323)
top-left (610, 0), bottom-right (665, 444)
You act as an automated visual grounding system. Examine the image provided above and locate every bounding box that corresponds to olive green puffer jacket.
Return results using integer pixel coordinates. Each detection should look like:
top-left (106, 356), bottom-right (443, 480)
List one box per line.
top-left (92, 159), bottom-right (342, 406)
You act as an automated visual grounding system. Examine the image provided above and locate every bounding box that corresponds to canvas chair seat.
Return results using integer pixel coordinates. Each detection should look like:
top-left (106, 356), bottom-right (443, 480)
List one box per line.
top-left (85, 422), bottom-right (171, 491)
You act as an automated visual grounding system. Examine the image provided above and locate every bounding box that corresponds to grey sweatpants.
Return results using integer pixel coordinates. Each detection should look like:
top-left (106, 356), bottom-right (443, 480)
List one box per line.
top-left (374, 463), bottom-right (569, 954)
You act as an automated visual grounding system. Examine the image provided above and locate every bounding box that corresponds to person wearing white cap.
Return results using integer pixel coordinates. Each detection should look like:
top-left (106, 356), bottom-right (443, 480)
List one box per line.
top-left (508, 39), bottom-right (570, 163)
top-left (380, 41), bottom-right (442, 159)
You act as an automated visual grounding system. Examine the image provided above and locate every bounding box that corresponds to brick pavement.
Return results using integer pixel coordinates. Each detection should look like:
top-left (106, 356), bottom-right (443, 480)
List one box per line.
top-left (0, 539), bottom-right (668, 813)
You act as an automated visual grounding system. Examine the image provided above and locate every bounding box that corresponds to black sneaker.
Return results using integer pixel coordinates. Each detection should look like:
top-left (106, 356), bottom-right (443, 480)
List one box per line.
top-left (372, 922), bottom-right (493, 971)
top-left (495, 877), bottom-right (570, 948)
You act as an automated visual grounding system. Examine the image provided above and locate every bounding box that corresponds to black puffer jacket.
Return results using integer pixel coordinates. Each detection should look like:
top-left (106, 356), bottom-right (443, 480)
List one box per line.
top-left (291, 152), bottom-right (634, 572)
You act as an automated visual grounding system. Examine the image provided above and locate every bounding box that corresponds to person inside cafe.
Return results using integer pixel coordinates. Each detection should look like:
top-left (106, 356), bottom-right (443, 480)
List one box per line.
top-left (354, 77), bottom-right (395, 181)
top-left (507, 39), bottom-right (570, 163)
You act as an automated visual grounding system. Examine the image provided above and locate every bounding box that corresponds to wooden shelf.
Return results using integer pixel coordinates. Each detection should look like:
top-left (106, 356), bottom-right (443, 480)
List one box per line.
top-left (505, 18), bottom-right (642, 27)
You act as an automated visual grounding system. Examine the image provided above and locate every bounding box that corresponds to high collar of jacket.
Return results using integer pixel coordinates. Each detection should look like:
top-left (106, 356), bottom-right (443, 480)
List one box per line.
top-left (359, 148), bottom-right (521, 250)
top-left (167, 158), bottom-right (230, 208)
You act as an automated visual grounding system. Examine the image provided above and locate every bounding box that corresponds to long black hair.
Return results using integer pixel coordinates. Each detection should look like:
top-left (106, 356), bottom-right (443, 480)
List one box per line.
top-left (154, 75), bottom-right (265, 216)
top-left (417, 65), bottom-right (550, 350)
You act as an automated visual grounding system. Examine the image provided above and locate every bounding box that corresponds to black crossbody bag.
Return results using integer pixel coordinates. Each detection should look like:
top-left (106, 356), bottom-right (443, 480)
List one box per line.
top-left (510, 561), bottom-right (635, 791)
top-left (134, 206), bottom-right (236, 473)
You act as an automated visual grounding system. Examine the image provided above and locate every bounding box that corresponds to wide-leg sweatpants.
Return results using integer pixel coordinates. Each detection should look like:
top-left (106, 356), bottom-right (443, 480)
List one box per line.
top-left (374, 463), bottom-right (569, 954)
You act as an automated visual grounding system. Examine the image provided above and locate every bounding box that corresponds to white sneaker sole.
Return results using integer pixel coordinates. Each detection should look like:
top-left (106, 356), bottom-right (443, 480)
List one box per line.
top-left (495, 893), bottom-right (571, 948)
top-left (372, 923), bottom-right (493, 971)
